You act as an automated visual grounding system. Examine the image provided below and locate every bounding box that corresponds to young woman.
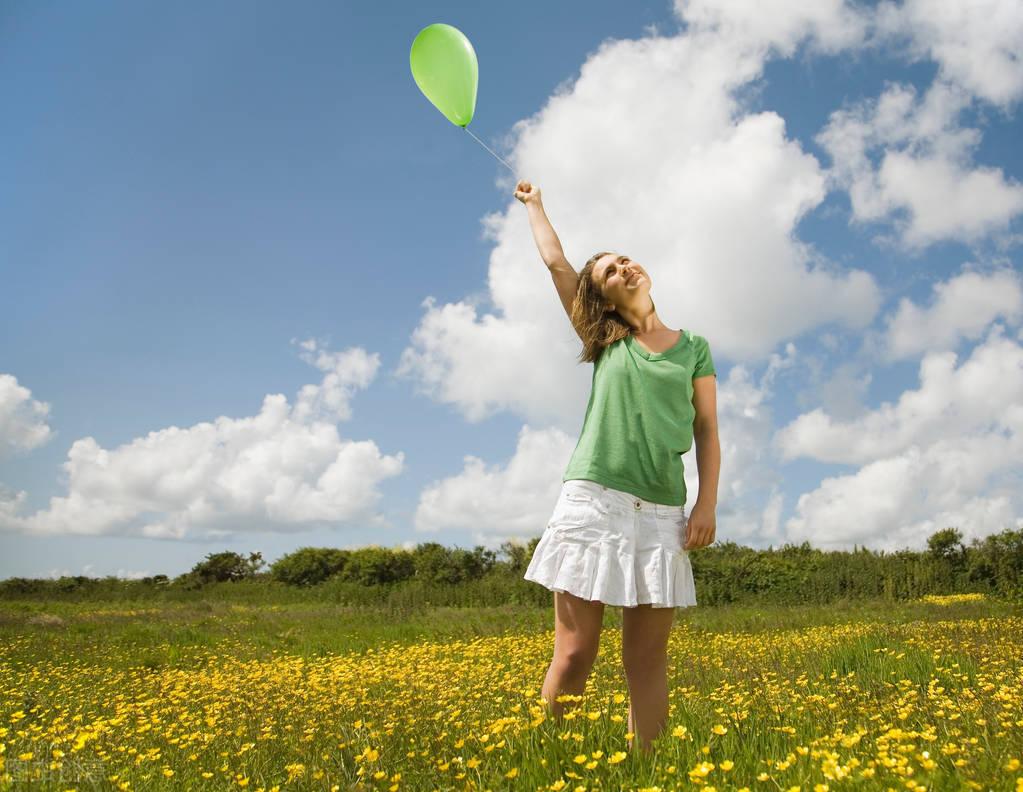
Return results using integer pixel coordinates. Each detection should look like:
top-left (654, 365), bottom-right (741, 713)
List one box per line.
top-left (514, 179), bottom-right (721, 756)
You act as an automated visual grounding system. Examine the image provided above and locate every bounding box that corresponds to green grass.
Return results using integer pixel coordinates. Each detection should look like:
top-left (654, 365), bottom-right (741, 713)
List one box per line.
top-left (1, 592), bottom-right (1017, 669)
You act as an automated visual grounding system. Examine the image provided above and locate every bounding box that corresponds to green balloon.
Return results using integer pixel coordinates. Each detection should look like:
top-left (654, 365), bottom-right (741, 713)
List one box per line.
top-left (410, 23), bottom-right (478, 127)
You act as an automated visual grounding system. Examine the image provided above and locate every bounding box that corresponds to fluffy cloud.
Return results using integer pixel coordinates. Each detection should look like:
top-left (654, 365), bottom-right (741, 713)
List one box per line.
top-left (817, 81), bottom-right (1023, 249)
top-left (675, 0), bottom-right (867, 56)
top-left (414, 425), bottom-right (578, 539)
top-left (0, 374), bottom-right (53, 458)
top-left (776, 324), bottom-right (1023, 464)
top-left (882, 266), bottom-right (1023, 361)
top-left (291, 338), bottom-right (381, 422)
top-left (778, 325), bottom-right (1023, 550)
top-left (0, 341), bottom-right (404, 539)
top-left (396, 297), bottom-right (588, 427)
top-left (876, 0), bottom-right (1023, 107)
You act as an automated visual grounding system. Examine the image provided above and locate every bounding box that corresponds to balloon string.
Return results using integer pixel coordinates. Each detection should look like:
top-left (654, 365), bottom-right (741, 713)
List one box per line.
top-left (464, 127), bottom-right (519, 179)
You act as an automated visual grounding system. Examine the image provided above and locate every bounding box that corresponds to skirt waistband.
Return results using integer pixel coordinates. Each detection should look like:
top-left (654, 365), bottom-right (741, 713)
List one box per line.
top-left (564, 479), bottom-right (686, 517)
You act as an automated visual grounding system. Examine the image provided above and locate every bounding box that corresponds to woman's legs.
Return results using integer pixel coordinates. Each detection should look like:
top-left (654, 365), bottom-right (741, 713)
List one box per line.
top-left (543, 590), bottom-right (605, 720)
top-left (622, 603), bottom-right (676, 754)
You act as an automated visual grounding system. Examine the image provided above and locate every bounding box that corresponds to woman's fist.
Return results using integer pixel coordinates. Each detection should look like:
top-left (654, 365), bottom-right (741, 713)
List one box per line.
top-left (514, 180), bottom-right (542, 205)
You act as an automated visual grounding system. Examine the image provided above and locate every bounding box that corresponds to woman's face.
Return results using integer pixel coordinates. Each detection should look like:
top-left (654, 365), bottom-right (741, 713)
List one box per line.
top-left (592, 253), bottom-right (649, 307)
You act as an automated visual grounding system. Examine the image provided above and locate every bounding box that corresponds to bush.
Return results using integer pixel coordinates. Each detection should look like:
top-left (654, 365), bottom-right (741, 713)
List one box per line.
top-left (271, 547), bottom-right (350, 587)
top-left (411, 543), bottom-right (498, 584)
top-left (338, 546), bottom-right (416, 586)
top-left (928, 528), bottom-right (966, 563)
top-left (189, 551), bottom-right (265, 584)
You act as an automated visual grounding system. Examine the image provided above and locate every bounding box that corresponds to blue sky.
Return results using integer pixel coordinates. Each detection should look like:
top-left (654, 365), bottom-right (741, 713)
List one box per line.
top-left (2, 0), bottom-right (1021, 579)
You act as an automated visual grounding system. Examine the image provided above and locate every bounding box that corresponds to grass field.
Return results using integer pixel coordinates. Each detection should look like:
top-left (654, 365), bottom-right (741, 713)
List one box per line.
top-left (1, 591), bottom-right (1021, 791)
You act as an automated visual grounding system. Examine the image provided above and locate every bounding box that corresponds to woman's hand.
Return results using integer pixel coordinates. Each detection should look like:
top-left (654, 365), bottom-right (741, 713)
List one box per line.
top-left (514, 180), bottom-right (542, 206)
top-left (684, 500), bottom-right (717, 551)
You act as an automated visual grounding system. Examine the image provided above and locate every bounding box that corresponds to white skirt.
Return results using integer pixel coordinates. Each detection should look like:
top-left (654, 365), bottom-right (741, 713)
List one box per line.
top-left (524, 479), bottom-right (697, 608)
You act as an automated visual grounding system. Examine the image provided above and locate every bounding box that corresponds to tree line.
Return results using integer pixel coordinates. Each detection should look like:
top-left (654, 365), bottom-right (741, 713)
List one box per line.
top-left (1, 527), bottom-right (1021, 606)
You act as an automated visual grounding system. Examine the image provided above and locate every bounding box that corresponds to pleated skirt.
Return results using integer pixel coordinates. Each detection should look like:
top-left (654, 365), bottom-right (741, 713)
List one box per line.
top-left (523, 479), bottom-right (697, 608)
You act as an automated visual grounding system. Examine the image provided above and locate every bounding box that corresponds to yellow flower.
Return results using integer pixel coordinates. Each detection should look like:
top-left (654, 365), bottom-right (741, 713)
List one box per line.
top-left (608, 751), bottom-right (628, 764)
top-left (504, 768), bottom-right (518, 778)
top-left (712, 724), bottom-right (728, 735)
top-left (162, 768), bottom-right (174, 777)
top-left (719, 759), bottom-right (734, 771)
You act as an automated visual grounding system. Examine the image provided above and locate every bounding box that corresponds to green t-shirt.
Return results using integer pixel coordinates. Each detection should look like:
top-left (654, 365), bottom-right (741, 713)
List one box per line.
top-left (562, 329), bottom-right (716, 506)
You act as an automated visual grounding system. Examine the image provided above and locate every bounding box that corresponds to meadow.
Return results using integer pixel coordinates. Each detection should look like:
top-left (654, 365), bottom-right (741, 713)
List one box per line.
top-left (1, 591), bottom-right (1021, 791)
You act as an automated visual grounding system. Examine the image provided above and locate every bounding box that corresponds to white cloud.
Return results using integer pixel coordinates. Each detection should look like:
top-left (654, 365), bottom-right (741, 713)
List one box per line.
top-left (398, 21), bottom-right (881, 426)
top-left (0, 374), bottom-right (54, 458)
top-left (395, 297), bottom-right (587, 427)
top-left (883, 266), bottom-right (1023, 361)
top-left (817, 80), bottom-right (1023, 249)
top-left (786, 447), bottom-right (1021, 552)
top-left (776, 324), bottom-right (1023, 464)
top-left (676, 0), bottom-right (868, 56)
top-left (706, 343), bottom-right (798, 544)
top-left (778, 325), bottom-right (1023, 550)
top-left (414, 425), bottom-right (578, 540)
top-left (291, 338), bottom-right (379, 422)
top-left (876, 0), bottom-right (1023, 107)
top-left (0, 341), bottom-right (404, 539)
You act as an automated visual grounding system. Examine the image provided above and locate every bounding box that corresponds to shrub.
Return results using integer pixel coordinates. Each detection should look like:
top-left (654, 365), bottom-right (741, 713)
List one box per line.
top-left (189, 551), bottom-right (265, 584)
top-left (271, 547), bottom-right (350, 586)
top-left (338, 546), bottom-right (415, 586)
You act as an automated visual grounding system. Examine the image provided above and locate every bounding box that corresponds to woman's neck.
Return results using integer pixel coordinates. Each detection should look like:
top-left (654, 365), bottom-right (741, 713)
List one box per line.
top-left (623, 311), bottom-right (669, 335)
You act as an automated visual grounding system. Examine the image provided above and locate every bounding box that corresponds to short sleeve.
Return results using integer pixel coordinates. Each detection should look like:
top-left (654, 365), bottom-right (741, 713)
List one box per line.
top-left (693, 334), bottom-right (716, 379)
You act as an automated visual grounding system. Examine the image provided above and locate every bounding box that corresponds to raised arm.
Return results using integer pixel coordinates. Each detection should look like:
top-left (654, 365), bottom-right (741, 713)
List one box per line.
top-left (514, 180), bottom-right (579, 325)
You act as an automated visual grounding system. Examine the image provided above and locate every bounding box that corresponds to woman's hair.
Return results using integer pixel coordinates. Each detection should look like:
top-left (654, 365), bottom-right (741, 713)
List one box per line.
top-left (571, 251), bottom-right (656, 364)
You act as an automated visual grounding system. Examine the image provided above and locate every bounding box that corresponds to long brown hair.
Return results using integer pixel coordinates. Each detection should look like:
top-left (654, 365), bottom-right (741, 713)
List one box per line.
top-left (571, 251), bottom-right (657, 364)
